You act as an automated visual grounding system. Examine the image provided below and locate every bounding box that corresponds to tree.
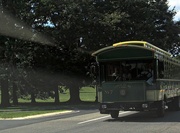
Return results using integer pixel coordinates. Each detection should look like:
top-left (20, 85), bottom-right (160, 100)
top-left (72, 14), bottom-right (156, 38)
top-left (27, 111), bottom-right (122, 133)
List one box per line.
top-left (0, 76), bottom-right (10, 106)
top-left (170, 20), bottom-right (180, 56)
top-left (99, 0), bottom-right (178, 50)
top-left (0, 0), bottom-right (59, 105)
top-left (0, 0), bottom-right (179, 105)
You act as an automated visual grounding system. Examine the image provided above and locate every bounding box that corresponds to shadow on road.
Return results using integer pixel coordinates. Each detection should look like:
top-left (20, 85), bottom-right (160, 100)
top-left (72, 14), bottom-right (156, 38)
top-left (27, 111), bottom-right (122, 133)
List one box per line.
top-left (104, 111), bottom-right (180, 123)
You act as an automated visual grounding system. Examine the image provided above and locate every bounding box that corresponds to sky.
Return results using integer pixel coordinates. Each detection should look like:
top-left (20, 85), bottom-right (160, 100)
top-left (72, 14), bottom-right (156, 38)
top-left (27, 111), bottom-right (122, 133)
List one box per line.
top-left (168, 0), bottom-right (180, 21)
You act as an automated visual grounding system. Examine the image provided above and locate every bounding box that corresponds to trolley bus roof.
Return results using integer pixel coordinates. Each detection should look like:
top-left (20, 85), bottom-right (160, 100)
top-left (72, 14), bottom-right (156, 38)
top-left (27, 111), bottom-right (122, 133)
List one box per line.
top-left (92, 41), bottom-right (171, 57)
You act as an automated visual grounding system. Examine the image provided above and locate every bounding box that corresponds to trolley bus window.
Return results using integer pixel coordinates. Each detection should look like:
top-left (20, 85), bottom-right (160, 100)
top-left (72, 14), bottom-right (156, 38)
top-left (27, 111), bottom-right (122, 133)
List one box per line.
top-left (158, 60), bottom-right (164, 78)
top-left (102, 60), bottom-right (155, 82)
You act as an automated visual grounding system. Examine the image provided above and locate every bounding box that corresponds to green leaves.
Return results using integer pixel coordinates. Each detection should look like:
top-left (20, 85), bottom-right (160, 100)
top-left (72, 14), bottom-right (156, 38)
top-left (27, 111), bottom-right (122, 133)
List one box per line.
top-left (0, 0), bottom-right (179, 104)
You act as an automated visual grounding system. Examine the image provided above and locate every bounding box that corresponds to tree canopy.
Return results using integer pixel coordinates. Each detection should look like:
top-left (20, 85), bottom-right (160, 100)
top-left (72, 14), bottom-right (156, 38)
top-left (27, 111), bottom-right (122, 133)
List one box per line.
top-left (0, 0), bottom-right (179, 106)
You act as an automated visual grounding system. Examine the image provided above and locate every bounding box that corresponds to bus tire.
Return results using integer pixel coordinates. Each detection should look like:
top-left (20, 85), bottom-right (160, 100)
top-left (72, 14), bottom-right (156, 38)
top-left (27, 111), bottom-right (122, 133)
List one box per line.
top-left (167, 101), bottom-right (174, 111)
top-left (156, 100), bottom-right (165, 117)
top-left (174, 96), bottom-right (180, 111)
top-left (111, 110), bottom-right (119, 119)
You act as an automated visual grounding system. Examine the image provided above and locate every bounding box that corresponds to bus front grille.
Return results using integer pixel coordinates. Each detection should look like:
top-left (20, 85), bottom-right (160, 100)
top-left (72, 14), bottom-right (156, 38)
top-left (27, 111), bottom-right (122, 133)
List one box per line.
top-left (102, 81), bottom-right (146, 102)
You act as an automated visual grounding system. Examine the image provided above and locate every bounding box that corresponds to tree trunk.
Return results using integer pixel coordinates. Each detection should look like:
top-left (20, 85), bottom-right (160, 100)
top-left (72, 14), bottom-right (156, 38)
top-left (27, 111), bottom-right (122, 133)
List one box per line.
top-left (1, 78), bottom-right (10, 107)
top-left (94, 85), bottom-right (98, 102)
top-left (31, 91), bottom-right (36, 104)
top-left (69, 87), bottom-right (81, 104)
top-left (54, 86), bottom-right (60, 104)
top-left (12, 82), bottom-right (18, 105)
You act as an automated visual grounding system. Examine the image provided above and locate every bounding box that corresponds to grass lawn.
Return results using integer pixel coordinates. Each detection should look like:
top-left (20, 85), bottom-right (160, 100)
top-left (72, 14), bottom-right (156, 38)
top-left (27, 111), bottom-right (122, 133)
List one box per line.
top-left (80, 87), bottom-right (96, 101)
top-left (0, 87), bottom-right (97, 118)
top-left (14, 86), bottom-right (96, 103)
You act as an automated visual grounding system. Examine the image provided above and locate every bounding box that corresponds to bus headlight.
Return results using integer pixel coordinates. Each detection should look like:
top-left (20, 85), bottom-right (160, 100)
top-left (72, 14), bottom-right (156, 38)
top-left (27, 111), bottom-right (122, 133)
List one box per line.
top-left (102, 104), bottom-right (107, 109)
top-left (142, 104), bottom-right (148, 109)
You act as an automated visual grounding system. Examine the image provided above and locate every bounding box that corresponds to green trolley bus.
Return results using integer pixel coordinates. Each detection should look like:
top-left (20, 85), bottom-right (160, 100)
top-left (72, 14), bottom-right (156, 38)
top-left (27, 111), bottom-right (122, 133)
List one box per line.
top-left (92, 41), bottom-right (180, 118)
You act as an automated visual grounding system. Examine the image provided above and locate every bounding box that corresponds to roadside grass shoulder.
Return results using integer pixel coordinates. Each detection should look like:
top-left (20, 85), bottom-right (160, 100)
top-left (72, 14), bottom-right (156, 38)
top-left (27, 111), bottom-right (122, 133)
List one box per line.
top-left (0, 102), bottom-right (98, 119)
top-left (0, 105), bottom-right (66, 118)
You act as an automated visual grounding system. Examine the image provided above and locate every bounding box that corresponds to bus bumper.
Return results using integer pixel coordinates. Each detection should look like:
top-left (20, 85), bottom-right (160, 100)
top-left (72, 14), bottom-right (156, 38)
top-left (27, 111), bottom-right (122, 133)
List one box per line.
top-left (99, 102), bottom-right (158, 114)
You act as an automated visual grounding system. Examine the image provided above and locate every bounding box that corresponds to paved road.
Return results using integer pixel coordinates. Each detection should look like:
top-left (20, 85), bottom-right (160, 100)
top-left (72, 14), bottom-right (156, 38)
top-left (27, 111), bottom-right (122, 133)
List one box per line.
top-left (0, 109), bottom-right (180, 133)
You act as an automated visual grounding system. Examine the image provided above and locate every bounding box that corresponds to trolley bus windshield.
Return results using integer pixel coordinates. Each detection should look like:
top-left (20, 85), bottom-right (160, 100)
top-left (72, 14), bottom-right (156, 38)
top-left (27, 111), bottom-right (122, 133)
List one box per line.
top-left (101, 59), bottom-right (155, 83)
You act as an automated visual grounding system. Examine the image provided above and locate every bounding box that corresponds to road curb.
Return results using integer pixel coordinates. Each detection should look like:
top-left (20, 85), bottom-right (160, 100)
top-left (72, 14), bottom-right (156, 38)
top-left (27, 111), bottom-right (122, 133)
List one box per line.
top-left (0, 110), bottom-right (73, 120)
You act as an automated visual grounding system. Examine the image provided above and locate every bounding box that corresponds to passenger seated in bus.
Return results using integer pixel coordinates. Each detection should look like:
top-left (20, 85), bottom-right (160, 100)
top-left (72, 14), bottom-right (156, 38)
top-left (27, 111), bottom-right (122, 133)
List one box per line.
top-left (129, 64), bottom-right (137, 79)
top-left (159, 71), bottom-right (164, 78)
top-left (123, 72), bottom-right (132, 81)
top-left (146, 63), bottom-right (154, 85)
top-left (111, 67), bottom-right (119, 81)
top-left (137, 63), bottom-right (154, 85)
top-left (122, 65), bottom-right (132, 81)
top-left (146, 76), bottom-right (153, 85)
top-left (111, 66), bottom-right (123, 81)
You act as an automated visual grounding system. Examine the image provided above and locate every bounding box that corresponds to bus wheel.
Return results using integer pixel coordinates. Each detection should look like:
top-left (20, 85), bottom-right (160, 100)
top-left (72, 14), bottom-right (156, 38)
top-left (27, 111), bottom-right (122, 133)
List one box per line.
top-left (111, 110), bottom-right (119, 119)
top-left (174, 96), bottom-right (180, 111)
top-left (156, 100), bottom-right (165, 117)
